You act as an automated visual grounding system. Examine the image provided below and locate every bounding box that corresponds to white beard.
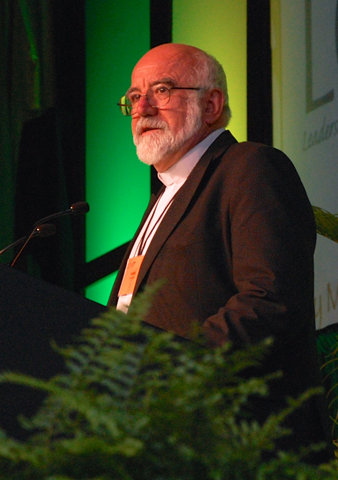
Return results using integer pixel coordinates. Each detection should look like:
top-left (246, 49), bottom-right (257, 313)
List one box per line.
top-left (133, 102), bottom-right (202, 166)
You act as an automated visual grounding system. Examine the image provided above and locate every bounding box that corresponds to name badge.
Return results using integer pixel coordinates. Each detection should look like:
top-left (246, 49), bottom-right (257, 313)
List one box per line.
top-left (118, 255), bottom-right (145, 297)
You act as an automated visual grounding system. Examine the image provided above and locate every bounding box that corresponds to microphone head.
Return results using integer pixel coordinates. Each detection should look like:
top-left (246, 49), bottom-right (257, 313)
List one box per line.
top-left (70, 202), bottom-right (90, 216)
top-left (35, 223), bottom-right (57, 238)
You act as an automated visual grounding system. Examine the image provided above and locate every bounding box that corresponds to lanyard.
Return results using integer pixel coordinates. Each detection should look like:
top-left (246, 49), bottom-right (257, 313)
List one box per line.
top-left (135, 193), bottom-right (175, 256)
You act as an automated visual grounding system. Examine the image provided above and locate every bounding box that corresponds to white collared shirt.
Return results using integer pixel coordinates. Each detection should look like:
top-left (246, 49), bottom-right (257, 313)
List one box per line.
top-left (116, 128), bottom-right (224, 312)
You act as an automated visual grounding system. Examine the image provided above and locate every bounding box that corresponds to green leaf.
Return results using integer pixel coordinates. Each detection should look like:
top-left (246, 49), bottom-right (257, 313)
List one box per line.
top-left (313, 206), bottom-right (338, 243)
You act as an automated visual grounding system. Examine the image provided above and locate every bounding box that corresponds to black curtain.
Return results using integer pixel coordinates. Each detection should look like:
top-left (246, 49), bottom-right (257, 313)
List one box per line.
top-left (247, 0), bottom-right (272, 145)
top-left (13, 0), bottom-right (86, 293)
top-left (10, 0), bottom-right (273, 291)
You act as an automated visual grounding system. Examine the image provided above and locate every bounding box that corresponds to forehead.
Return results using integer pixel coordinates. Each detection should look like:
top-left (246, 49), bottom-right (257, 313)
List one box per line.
top-left (131, 51), bottom-right (195, 88)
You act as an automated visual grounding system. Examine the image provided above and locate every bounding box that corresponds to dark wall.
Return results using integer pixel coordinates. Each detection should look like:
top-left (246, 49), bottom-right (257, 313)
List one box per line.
top-left (5, 0), bottom-right (272, 292)
top-left (13, 0), bottom-right (86, 293)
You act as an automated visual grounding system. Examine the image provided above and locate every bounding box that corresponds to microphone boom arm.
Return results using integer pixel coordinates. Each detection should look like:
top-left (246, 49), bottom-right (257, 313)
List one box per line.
top-left (6, 201), bottom-right (89, 268)
top-left (0, 224), bottom-right (56, 257)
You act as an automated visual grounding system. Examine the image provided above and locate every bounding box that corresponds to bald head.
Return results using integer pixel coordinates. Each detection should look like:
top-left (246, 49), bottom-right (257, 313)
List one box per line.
top-left (134, 44), bottom-right (204, 73)
top-left (128, 43), bottom-right (230, 171)
top-left (133, 43), bottom-right (231, 127)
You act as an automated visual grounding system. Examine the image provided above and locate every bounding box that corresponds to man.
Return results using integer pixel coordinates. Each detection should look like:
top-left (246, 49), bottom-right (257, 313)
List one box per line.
top-left (109, 43), bottom-right (332, 462)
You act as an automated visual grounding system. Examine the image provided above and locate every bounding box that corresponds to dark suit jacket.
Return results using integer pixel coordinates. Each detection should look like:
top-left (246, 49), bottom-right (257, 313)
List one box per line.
top-left (109, 130), bottom-right (332, 461)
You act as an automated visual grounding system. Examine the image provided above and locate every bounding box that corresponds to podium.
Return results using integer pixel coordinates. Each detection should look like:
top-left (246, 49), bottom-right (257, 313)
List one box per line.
top-left (0, 264), bottom-right (107, 439)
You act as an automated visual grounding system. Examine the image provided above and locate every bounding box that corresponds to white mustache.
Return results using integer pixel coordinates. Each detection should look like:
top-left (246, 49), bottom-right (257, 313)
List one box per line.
top-left (135, 118), bottom-right (169, 136)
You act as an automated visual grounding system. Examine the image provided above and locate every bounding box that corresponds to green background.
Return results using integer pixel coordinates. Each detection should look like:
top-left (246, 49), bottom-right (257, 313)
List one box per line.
top-left (85, 0), bottom-right (247, 304)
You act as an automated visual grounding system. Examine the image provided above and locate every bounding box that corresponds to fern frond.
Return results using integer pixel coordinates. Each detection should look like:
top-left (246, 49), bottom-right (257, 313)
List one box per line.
top-left (0, 284), bottom-right (334, 479)
top-left (313, 206), bottom-right (338, 243)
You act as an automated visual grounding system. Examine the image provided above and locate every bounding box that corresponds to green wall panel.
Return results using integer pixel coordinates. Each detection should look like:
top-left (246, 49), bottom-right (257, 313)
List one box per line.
top-left (86, 272), bottom-right (117, 306)
top-left (86, 0), bottom-right (150, 303)
top-left (86, 0), bottom-right (247, 305)
top-left (172, 0), bottom-right (247, 142)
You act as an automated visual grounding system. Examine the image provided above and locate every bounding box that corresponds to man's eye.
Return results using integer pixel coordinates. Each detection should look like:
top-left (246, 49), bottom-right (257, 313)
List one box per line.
top-left (129, 94), bottom-right (141, 104)
top-left (155, 86), bottom-right (169, 95)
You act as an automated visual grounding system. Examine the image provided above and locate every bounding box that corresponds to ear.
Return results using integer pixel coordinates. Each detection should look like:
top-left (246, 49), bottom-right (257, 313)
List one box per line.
top-left (203, 88), bottom-right (225, 125)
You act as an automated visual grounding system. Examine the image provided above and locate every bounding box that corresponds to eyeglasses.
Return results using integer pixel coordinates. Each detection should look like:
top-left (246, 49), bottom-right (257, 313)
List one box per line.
top-left (117, 85), bottom-right (204, 116)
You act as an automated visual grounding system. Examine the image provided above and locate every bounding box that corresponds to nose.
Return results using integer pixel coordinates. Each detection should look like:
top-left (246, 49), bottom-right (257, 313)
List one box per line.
top-left (134, 95), bottom-right (157, 117)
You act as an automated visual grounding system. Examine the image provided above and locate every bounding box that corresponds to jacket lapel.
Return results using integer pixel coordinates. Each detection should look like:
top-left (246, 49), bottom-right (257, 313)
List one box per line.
top-left (133, 130), bottom-right (237, 294)
top-left (108, 188), bottom-right (164, 304)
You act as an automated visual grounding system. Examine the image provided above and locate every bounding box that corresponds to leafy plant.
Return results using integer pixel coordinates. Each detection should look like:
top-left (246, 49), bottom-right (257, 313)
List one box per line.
top-left (0, 283), bottom-right (336, 479)
top-left (313, 206), bottom-right (338, 447)
top-left (313, 207), bottom-right (338, 244)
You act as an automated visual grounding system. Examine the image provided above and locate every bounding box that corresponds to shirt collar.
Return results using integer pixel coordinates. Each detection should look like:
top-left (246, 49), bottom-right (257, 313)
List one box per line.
top-left (158, 128), bottom-right (225, 187)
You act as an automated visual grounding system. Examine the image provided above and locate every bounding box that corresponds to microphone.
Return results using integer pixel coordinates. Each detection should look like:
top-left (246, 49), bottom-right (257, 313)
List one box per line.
top-left (0, 224), bottom-right (57, 257)
top-left (31, 201), bottom-right (90, 227)
top-left (9, 201), bottom-right (90, 268)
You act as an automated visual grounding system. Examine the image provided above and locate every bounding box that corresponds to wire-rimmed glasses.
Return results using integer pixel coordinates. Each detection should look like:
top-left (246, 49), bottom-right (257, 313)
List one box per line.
top-left (117, 85), bottom-right (204, 116)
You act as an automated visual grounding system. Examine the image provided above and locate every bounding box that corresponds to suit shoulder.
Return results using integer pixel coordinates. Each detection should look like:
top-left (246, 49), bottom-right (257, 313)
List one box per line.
top-left (217, 140), bottom-right (297, 176)
top-left (226, 140), bottom-right (290, 161)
